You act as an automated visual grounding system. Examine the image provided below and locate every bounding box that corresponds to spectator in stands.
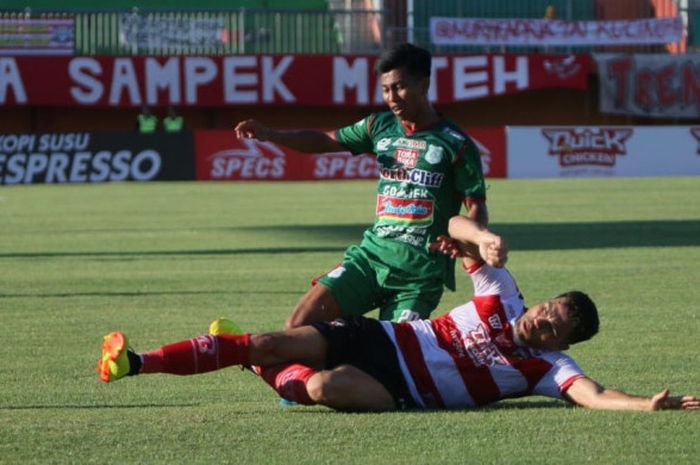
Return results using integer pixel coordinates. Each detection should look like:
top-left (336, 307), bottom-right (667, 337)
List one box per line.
top-left (544, 4), bottom-right (558, 20)
top-left (163, 107), bottom-right (184, 133)
top-left (136, 106), bottom-right (157, 134)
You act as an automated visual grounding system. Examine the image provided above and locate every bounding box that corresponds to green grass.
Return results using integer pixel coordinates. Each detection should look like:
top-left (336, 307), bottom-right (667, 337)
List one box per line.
top-left (1, 177), bottom-right (699, 465)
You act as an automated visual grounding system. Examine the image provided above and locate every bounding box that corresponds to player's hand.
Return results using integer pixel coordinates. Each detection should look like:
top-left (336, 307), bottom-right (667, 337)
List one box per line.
top-left (478, 234), bottom-right (508, 268)
top-left (234, 119), bottom-right (273, 141)
top-left (650, 389), bottom-right (700, 411)
top-left (429, 235), bottom-right (463, 259)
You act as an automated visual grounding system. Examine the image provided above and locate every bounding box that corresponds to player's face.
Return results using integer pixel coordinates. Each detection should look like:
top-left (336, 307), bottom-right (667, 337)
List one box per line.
top-left (380, 67), bottom-right (429, 123)
top-left (516, 297), bottom-right (574, 351)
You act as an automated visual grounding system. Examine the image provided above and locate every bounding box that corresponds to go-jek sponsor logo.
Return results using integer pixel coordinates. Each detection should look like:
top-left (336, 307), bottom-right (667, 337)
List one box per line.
top-left (542, 128), bottom-right (633, 167)
top-left (376, 195), bottom-right (434, 226)
top-left (209, 139), bottom-right (285, 179)
top-left (379, 166), bottom-right (444, 187)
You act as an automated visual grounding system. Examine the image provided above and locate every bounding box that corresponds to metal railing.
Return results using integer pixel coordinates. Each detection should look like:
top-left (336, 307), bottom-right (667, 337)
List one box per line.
top-left (0, 8), bottom-right (382, 55)
top-left (1, 1), bottom-right (698, 55)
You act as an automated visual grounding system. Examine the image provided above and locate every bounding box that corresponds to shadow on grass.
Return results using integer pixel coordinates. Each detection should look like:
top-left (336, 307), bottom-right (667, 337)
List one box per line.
top-left (0, 403), bottom-right (199, 411)
top-left (0, 289), bottom-right (301, 299)
top-left (479, 399), bottom-right (573, 410)
top-left (496, 219), bottom-right (700, 251)
top-left (2, 219), bottom-right (699, 260)
top-left (281, 399), bottom-right (570, 415)
top-left (0, 246), bottom-right (348, 259)
top-left (0, 399), bottom-right (568, 413)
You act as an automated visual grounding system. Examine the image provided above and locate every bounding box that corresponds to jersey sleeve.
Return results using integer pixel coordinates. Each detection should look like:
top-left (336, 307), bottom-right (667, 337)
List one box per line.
top-left (531, 352), bottom-right (585, 400)
top-left (453, 140), bottom-right (486, 201)
top-left (335, 114), bottom-right (376, 155)
top-left (467, 262), bottom-right (520, 300)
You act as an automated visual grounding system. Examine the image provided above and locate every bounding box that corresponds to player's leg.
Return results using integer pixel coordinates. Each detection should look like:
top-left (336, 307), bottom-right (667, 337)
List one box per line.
top-left (305, 364), bottom-right (395, 411)
top-left (286, 246), bottom-right (380, 329)
top-left (285, 283), bottom-right (343, 329)
top-left (97, 326), bottom-right (328, 382)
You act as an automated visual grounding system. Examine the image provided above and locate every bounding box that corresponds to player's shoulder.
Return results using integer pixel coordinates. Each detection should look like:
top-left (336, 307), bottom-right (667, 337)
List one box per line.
top-left (431, 118), bottom-right (476, 151)
top-left (368, 111), bottom-right (400, 132)
top-left (472, 293), bottom-right (503, 308)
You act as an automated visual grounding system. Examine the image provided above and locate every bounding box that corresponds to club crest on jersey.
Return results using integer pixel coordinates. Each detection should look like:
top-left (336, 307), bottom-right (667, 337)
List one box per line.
top-left (488, 314), bottom-right (503, 330)
top-left (376, 195), bottom-right (434, 226)
top-left (425, 145), bottom-right (443, 164)
top-left (394, 148), bottom-right (419, 168)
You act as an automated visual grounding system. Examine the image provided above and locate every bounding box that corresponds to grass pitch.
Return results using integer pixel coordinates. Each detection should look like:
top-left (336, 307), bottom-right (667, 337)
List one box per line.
top-left (1, 177), bottom-right (699, 465)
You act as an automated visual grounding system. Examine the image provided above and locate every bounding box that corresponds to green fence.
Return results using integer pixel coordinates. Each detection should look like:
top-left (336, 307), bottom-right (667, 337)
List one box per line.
top-left (0, 0), bottom-right (696, 55)
top-left (70, 9), bottom-right (345, 55)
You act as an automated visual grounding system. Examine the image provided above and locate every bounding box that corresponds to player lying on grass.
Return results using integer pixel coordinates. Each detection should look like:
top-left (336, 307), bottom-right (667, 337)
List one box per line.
top-left (97, 216), bottom-right (699, 412)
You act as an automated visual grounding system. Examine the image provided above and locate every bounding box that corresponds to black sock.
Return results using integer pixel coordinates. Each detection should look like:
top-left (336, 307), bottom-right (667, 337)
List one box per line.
top-left (127, 350), bottom-right (142, 376)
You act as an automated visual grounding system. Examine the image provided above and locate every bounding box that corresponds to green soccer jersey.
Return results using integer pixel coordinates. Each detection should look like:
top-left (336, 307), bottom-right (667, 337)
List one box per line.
top-left (335, 111), bottom-right (486, 292)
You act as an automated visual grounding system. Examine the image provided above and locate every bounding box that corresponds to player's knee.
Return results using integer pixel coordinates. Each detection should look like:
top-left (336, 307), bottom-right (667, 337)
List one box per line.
top-left (285, 286), bottom-right (341, 330)
top-left (305, 372), bottom-right (339, 404)
top-left (284, 312), bottom-right (305, 330)
top-left (250, 333), bottom-right (285, 358)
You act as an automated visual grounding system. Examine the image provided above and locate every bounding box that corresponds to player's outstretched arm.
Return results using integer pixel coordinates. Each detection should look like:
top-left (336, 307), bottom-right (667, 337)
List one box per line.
top-left (566, 376), bottom-right (700, 411)
top-left (432, 215), bottom-right (507, 267)
top-left (234, 119), bottom-right (348, 154)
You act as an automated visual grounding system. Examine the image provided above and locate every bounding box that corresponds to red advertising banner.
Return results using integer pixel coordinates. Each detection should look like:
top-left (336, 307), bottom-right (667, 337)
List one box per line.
top-left (594, 53), bottom-right (700, 119)
top-left (467, 127), bottom-right (506, 178)
top-left (194, 127), bottom-right (506, 181)
top-left (0, 54), bottom-right (590, 107)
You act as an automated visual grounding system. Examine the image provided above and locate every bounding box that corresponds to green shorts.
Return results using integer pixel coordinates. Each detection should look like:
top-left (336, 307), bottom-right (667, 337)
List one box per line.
top-left (316, 245), bottom-right (443, 322)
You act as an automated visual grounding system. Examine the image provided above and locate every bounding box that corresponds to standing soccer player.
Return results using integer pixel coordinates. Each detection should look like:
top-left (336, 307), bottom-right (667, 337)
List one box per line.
top-left (234, 43), bottom-right (487, 328)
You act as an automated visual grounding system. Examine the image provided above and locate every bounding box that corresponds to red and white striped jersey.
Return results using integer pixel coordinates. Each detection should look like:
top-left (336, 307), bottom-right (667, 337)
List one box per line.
top-left (380, 262), bottom-right (584, 409)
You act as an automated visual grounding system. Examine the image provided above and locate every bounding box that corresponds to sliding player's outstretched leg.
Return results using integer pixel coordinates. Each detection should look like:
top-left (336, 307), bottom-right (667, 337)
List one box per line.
top-left (96, 331), bottom-right (252, 382)
top-left (96, 325), bottom-right (326, 383)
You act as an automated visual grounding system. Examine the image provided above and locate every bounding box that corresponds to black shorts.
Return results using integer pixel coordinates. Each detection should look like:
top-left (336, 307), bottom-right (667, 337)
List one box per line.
top-left (311, 316), bottom-right (416, 410)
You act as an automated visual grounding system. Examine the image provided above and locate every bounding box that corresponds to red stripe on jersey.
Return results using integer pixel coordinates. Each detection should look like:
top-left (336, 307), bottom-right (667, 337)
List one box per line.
top-left (452, 142), bottom-right (468, 165)
top-left (431, 314), bottom-right (502, 406)
top-left (464, 260), bottom-right (484, 274)
top-left (393, 323), bottom-right (445, 408)
top-left (560, 374), bottom-right (585, 394)
top-left (510, 357), bottom-right (553, 393)
top-left (367, 113), bottom-right (376, 138)
top-left (472, 295), bottom-right (514, 348)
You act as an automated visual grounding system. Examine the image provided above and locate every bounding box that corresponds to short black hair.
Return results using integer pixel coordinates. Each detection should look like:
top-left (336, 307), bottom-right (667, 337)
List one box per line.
top-left (558, 290), bottom-right (599, 345)
top-left (375, 43), bottom-right (432, 79)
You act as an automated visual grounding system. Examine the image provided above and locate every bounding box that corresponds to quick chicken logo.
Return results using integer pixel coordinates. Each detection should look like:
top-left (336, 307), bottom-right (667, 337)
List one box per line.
top-left (691, 128), bottom-right (700, 154)
top-left (542, 128), bottom-right (633, 167)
